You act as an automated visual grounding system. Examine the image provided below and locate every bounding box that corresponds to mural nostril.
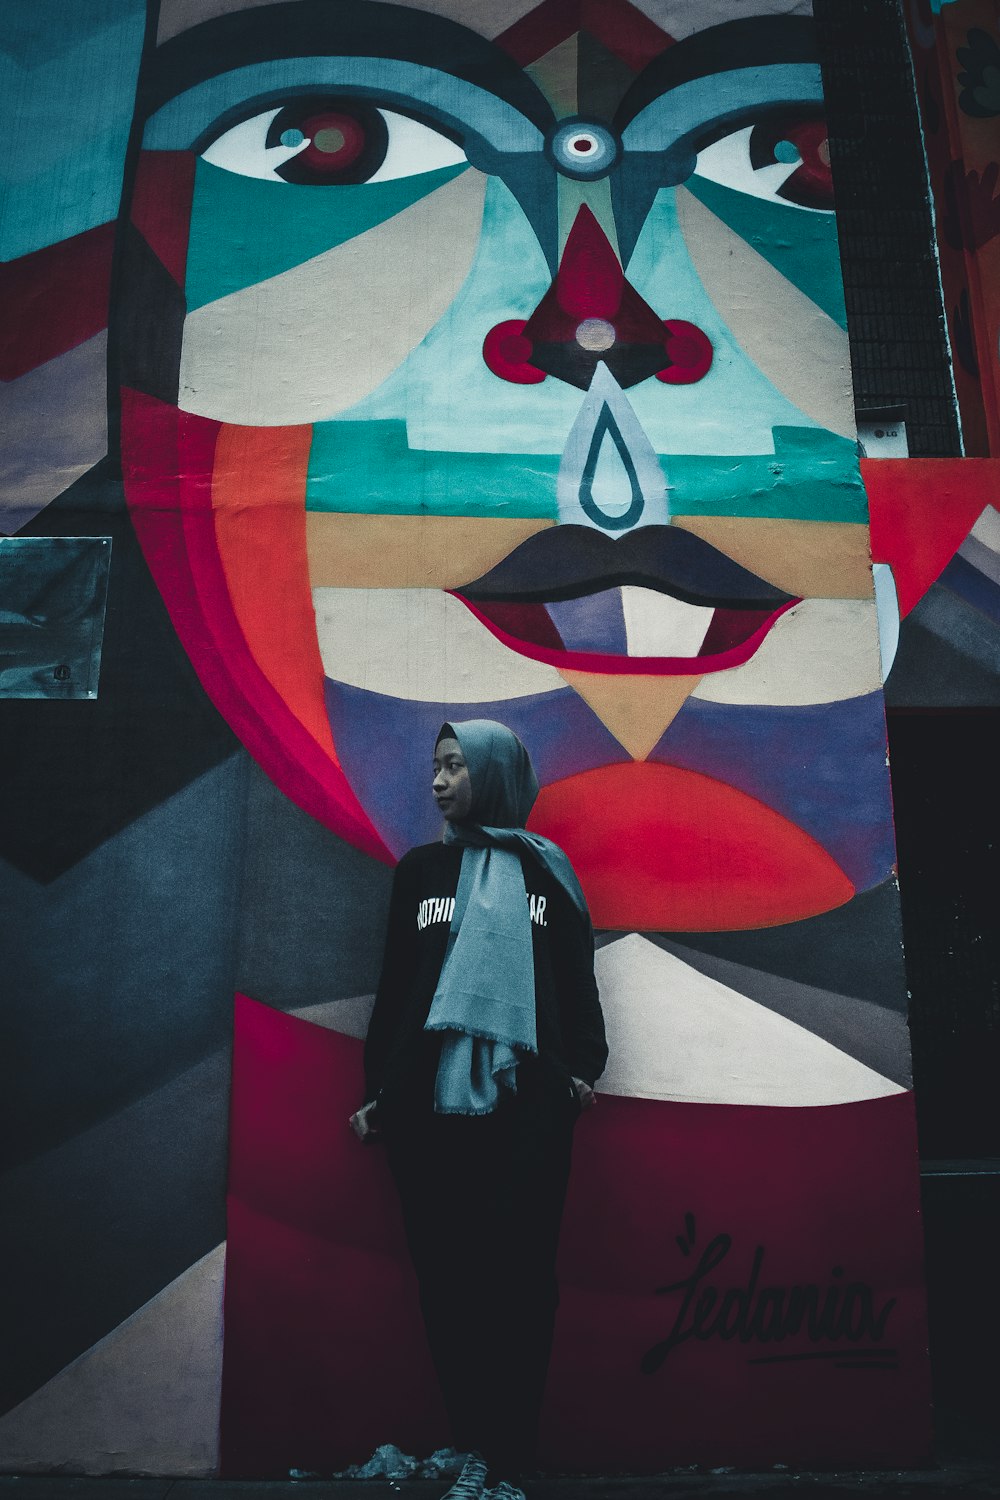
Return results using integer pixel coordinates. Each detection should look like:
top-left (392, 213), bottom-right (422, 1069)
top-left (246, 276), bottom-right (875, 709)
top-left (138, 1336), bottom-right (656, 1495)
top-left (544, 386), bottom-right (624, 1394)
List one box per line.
top-left (482, 319), bottom-right (546, 384)
top-left (656, 320), bottom-right (714, 384)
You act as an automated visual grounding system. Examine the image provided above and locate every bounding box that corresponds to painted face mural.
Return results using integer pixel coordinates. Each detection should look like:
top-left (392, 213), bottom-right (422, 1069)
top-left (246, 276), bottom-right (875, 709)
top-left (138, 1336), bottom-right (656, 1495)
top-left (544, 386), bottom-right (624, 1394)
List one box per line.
top-left (120, 0), bottom-right (890, 937)
top-left (0, 0), bottom-right (938, 1480)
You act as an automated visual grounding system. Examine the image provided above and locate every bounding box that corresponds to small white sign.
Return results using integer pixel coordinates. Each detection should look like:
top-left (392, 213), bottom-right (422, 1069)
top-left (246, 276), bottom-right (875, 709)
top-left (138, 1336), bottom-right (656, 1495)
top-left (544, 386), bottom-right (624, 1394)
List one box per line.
top-left (857, 409), bottom-right (909, 458)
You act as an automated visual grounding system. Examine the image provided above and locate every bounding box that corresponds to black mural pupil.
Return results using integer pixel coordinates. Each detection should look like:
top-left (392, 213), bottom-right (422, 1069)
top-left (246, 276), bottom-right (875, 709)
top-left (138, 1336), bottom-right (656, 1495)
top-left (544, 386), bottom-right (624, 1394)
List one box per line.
top-left (573, 138), bottom-right (593, 152)
top-left (268, 97), bottom-right (389, 186)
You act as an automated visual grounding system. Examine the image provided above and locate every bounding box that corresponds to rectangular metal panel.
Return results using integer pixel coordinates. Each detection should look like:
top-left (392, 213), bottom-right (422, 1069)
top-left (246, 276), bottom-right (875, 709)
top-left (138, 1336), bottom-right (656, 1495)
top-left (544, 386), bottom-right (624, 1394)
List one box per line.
top-left (0, 536), bottom-right (112, 699)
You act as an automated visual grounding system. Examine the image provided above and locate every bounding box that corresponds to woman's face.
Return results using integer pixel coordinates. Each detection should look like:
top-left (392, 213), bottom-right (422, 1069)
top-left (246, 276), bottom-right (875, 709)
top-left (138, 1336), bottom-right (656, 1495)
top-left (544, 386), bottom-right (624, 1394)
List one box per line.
top-left (432, 737), bottom-right (473, 824)
top-left (118, 0), bottom-right (890, 932)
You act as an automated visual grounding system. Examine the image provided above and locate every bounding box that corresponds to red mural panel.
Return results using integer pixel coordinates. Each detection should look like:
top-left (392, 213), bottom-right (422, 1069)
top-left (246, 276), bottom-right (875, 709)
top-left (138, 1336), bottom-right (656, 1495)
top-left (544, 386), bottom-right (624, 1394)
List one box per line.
top-left (221, 997), bottom-right (931, 1477)
top-left (529, 762), bottom-right (855, 931)
top-left (121, 389), bottom-right (391, 860)
top-left (0, 222), bottom-right (115, 381)
top-left (129, 151), bottom-right (197, 287)
top-left (863, 456), bottom-right (999, 614)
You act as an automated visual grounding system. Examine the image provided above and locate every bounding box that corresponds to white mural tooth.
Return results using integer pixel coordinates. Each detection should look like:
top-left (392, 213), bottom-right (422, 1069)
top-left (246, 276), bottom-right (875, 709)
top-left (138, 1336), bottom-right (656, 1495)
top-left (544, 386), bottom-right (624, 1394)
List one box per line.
top-left (311, 587), bottom-right (563, 702)
top-left (621, 585), bottom-right (714, 658)
top-left (557, 363), bottom-right (669, 531)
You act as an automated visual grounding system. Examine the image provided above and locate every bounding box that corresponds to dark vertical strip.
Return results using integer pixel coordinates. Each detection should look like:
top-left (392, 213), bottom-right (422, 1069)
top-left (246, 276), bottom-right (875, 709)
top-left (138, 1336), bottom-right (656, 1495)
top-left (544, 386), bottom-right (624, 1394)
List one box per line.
top-left (814, 0), bottom-right (962, 457)
top-left (106, 0), bottom-right (163, 476)
top-left (886, 708), bottom-right (1000, 1158)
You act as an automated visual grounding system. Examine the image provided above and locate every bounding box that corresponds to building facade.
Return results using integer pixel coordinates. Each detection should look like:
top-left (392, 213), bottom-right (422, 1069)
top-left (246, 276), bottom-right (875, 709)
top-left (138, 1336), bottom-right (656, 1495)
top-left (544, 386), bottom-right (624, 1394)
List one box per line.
top-left (2, 0), bottom-right (997, 1478)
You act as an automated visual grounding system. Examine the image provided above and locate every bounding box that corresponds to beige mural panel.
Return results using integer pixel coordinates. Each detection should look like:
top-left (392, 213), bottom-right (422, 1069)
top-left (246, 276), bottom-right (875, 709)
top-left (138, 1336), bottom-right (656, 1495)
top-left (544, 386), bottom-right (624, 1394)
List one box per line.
top-left (306, 513), bottom-right (553, 590)
top-left (693, 597), bottom-right (884, 704)
top-left (675, 517), bottom-right (874, 599)
top-left (675, 185), bottom-right (857, 440)
top-left (313, 585), bottom-right (564, 700)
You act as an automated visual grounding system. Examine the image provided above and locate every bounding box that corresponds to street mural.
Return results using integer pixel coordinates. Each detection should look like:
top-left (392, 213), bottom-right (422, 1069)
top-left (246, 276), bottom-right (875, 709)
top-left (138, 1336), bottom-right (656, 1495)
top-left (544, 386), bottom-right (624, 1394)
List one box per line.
top-left (13, 0), bottom-right (1000, 1478)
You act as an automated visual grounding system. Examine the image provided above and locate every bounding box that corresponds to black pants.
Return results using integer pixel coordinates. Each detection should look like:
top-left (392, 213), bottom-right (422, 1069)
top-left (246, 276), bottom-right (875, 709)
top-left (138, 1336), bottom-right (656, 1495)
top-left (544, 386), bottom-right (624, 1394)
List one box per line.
top-left (383, 1066), bottom-right (578, 1477)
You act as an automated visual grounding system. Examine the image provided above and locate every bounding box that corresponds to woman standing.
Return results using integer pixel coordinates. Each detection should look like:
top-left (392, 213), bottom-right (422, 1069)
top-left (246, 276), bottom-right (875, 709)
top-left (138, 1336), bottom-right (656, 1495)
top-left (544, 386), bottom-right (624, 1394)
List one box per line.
top-left (350, 720), bottom-right (607, 1500)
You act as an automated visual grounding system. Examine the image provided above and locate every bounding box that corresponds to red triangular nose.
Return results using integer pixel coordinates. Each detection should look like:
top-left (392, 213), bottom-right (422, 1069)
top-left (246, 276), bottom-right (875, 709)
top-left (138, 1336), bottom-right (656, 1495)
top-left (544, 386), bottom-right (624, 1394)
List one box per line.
top-left (555, 204), bottom-right (624, 320)
top-left (518, 206), bottom-right (673, 388)
top-left (482, 205), bottom-right (714, 390)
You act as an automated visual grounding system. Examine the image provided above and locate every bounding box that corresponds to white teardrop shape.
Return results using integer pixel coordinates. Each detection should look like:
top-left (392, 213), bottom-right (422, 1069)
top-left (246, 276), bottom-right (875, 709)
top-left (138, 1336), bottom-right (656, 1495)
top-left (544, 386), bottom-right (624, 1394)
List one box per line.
top-left (589, 411), bottom-right (639, 519)
top-left (557, 363), bottom-right (669, 532)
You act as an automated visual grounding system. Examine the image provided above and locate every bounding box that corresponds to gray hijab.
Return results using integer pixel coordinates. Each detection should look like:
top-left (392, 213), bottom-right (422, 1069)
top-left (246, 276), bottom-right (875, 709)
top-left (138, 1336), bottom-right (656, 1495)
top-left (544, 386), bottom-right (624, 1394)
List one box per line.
top-left (423, 720), bottom-right (591, 1115)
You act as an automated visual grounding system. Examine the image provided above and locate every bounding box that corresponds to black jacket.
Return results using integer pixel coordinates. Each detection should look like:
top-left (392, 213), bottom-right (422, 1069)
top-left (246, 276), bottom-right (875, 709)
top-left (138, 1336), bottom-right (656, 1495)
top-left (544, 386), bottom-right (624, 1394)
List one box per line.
top-left (364, 842), bottom-right (607, 1107)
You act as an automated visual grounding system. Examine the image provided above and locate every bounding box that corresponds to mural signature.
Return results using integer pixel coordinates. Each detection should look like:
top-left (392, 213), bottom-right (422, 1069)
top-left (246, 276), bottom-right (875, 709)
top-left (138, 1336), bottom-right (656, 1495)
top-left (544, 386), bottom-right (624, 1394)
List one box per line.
top-left (641, 1214), bottom-right (897, 1374)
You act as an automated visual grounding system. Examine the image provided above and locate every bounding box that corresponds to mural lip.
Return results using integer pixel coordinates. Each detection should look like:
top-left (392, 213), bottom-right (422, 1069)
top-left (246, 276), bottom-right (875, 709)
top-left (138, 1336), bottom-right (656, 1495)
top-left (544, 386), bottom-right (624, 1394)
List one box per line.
top-left (457, 521), bottom-right (794, 609)
top-left (450, 592), bottom-right (798, 677)
top-left (529, 760), bottom-right (856, 931)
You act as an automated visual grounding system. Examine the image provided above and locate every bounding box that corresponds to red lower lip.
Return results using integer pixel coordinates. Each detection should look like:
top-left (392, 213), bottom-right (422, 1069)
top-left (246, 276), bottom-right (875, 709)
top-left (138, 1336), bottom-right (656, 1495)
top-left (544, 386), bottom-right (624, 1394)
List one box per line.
top-left (528, 763), bottom-right (854, 931)
top-left (450, 594), bottom-right (797, 676)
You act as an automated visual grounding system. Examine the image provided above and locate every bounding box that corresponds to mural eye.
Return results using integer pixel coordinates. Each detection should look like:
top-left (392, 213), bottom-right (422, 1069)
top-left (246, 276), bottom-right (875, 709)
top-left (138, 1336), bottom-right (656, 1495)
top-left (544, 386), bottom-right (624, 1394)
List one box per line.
top-left (693, 117), bottom-right (834, 211)
top-left (201, 96), bottom-right (467, 185)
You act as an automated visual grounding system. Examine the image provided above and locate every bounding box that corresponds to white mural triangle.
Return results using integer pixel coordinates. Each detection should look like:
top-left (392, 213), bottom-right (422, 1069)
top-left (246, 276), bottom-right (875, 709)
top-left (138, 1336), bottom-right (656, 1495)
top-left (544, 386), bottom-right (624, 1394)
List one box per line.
top-left (0, 1246), bottom-right (224, 1477)
top-left (595, 935), bottom-right (905, 1107)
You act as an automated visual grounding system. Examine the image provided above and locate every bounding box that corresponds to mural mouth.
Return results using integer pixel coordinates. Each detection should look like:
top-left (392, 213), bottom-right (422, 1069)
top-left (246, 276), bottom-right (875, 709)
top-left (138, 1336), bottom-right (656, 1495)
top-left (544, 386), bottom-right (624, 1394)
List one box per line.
top-left (451, 525), bottom-right (797, 676)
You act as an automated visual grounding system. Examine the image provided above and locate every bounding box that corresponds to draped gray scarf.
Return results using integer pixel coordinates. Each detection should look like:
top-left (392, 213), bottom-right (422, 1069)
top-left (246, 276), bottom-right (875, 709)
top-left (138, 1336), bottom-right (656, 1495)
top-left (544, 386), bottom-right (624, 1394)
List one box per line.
top-left (423, 719), bottom-right (592, 1115)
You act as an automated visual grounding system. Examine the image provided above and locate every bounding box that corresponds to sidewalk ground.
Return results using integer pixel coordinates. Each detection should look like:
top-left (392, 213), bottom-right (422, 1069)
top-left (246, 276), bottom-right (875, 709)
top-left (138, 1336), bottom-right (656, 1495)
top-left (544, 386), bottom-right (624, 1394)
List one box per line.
top-left (2, 1455), bottom-right (999, 1499)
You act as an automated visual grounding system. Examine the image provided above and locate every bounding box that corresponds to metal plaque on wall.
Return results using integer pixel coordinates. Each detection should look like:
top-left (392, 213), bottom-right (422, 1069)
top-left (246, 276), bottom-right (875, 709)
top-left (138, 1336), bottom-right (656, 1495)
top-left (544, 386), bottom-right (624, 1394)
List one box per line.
top-left (0, 536), bottom-right (112, 699)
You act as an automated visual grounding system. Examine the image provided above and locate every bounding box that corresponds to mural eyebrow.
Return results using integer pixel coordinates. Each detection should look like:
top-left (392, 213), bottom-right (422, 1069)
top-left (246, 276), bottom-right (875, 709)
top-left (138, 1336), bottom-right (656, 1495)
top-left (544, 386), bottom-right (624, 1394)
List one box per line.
top-left (614, 16), bottom-right (818, 131)
top-left (141, 0), bottom-right (554, 131)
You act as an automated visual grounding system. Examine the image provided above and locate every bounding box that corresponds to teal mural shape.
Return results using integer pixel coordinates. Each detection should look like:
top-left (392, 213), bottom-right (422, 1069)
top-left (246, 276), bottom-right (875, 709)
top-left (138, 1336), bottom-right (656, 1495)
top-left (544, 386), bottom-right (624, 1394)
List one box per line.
top-left (184, 159), bottom-right (468, 310)
top-left (668, 428), bottom-right (868, 521)
top-left (684, 174), bottom-right (848, 328)
top-left (305, 421), bottom-right (867, 522)
top-left (0, 0), bottom-right (145, 259)
top-left (306, 422), bottom-right (559, 519)
top-left (142, 56), bottom-right (545, 156)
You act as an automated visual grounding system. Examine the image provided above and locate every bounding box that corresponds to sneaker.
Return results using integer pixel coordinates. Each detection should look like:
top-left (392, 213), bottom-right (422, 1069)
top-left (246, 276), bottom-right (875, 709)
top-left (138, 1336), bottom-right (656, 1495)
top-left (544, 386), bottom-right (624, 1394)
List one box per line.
top-left (484, 1485), bottom-right (527, 1500)
top-left (441, 1453), bottom-right (489, 1499)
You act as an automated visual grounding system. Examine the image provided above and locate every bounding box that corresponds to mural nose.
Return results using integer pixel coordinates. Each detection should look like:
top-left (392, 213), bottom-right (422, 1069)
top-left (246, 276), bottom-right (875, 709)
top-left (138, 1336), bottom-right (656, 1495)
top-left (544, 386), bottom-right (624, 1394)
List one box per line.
top-left (482, 205), bottom-right (713, 389)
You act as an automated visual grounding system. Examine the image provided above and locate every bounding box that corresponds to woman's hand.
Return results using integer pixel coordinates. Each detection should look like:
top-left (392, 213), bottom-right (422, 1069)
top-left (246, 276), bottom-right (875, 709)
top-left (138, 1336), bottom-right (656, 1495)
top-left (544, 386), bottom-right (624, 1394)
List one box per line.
top-left (349, 1100), bottom-right (382, 1142)
top-left (571, 1076), bottom-right (597, 1111)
